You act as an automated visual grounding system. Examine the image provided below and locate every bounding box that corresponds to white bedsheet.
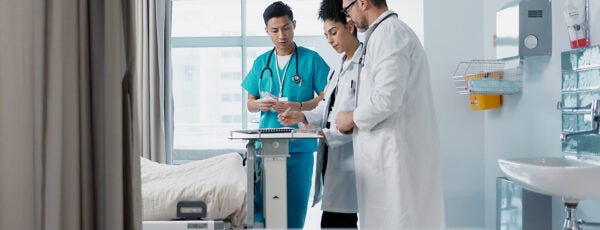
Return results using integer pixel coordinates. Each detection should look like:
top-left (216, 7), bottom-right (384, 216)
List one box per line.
top-left (141, 153), bottom-right (247, 228)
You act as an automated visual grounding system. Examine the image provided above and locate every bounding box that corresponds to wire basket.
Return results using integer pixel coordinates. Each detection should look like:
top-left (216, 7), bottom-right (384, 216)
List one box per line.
top-left (452, 59), bottom-right (522, 95)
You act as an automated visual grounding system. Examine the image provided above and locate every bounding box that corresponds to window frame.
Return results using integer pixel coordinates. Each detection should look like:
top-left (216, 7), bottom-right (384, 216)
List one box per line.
top-left (169, 0), bottom-right (332, 164)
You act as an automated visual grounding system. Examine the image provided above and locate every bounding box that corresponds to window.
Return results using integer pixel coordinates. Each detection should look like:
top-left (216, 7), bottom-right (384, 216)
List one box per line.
top-left (169, 0), bottom-right (424, 227)
top-left (171, 0), bottom-right (241, 37)
top-left (170, 0), bottom-right (338, 162)
top-left (221, 93), bottom-right (241, 102)
top-left (221, 72), bottom-right (241, 81)
top-left (170, 0), bottom-right (422, 162)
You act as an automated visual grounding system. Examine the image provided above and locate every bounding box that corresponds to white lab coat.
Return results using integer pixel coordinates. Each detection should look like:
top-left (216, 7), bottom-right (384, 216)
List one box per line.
top-left (304, 44), bottom-right (362, 213)
top-left (352, 11), bottom-right (445, 229)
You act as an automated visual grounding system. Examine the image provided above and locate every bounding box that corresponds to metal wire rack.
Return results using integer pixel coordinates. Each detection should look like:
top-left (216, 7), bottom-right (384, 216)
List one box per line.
top-left (452, 59), bottom-right (522, 95)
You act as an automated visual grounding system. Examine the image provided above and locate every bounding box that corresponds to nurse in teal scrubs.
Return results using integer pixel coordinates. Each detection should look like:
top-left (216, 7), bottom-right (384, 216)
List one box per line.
top-left (241, 1), bottom-right (329, 228)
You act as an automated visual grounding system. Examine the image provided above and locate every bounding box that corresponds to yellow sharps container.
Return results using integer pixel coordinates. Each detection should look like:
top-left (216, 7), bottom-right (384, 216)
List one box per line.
top-left (465, 72), bottom-right (502, 110)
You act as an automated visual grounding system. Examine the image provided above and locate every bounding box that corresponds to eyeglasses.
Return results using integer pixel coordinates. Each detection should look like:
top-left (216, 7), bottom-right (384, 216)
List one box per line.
top-left (340, 0), bottom-right (357, 18)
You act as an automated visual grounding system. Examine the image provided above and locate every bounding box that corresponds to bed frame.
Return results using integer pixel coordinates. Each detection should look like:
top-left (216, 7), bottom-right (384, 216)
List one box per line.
top-left (143, 220), bottom-right (232, 230)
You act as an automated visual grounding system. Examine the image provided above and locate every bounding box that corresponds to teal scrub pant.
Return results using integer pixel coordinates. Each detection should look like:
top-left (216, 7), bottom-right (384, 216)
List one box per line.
top-left (254, 151), bottom-right (314, 229)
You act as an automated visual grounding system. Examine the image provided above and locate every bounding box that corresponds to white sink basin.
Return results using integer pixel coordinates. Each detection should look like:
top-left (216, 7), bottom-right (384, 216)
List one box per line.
top-left (498, 155), bottom-right (600, 201)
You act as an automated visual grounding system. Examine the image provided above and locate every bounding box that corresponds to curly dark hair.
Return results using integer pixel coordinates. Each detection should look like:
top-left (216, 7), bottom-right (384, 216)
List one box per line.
top-left (318, 0), bottom-right (346, 24)
top-left (318, 0), bottom-right (358, 36)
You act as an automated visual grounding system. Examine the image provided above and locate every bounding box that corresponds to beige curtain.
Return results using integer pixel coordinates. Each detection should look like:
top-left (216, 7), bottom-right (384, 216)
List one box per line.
top-left (0, 0), bottom-right (141, 229)
top-left (133, 0), bottom-right (173, 163)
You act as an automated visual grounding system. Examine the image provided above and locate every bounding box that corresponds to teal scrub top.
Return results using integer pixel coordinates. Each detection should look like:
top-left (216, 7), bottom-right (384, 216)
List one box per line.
top-left (241, 46), bottom-right (329, 152)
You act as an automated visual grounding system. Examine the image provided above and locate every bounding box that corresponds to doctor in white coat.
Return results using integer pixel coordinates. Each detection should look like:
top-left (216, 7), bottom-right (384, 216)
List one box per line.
top-left (336, 0), bottom-right (445, 229)
top-left (278, 0), bottom-right (361, 227)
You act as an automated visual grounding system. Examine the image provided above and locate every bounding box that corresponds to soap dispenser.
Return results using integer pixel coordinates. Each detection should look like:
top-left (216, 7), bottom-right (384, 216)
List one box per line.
top-left (563, 0), bottom-right (590, 49)
top-left (496, 0), bottom-right (552, 59)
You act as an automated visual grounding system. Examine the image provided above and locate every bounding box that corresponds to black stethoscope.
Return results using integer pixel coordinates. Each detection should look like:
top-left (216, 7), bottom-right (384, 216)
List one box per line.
top-left (259, 44), bottom-right (302, 97)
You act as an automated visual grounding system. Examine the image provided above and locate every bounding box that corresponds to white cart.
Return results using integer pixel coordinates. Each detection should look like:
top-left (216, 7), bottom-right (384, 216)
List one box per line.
top-left (229, 129), bottom-right (321, 229)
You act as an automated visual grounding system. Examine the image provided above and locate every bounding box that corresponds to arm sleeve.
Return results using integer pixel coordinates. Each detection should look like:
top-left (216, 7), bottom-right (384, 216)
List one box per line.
top-left (312, 54), bottom-right (330, 94)
top-left (322, 125), bottom-right (353, 148)
top-left (304, 69), bottom-right (334, 126)
top-left (354, 24), bottom-right (412, 131)
top-left (304, 101), bottom-right (325, 126)
top-left (241, 58), bottom-right (262, 98)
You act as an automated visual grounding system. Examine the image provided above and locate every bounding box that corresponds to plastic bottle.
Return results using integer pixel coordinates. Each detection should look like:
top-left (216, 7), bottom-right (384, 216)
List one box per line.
top-left (564, 0), bottom-right (590, 49)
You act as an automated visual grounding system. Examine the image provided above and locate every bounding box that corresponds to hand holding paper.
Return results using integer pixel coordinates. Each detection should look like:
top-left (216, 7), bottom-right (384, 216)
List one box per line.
top-left (256, 92), bottom-right (278, 112)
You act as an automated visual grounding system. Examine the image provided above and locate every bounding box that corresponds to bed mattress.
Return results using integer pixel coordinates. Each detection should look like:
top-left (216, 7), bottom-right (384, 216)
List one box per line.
top-left (141, 153), bottom-right (246, 228)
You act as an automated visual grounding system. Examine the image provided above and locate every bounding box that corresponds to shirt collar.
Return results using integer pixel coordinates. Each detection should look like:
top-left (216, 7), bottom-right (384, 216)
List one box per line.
top-left (347, 42), bottom-right (363, 64)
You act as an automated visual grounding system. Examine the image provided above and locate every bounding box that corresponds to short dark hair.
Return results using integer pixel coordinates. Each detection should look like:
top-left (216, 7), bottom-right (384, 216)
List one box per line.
top-left (318, 0), bottom-right (346, 25)
top-left (370, 0), bottom-right (388, 8)
top-left (263, 1), bottom-right (294, 25)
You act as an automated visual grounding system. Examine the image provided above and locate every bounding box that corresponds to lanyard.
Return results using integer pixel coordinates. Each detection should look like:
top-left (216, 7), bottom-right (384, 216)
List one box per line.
top-left (275, 53), bottom-right (292, 98)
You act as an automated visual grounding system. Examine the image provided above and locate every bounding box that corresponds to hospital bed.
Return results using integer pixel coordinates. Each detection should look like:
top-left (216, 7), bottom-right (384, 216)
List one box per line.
top-left (140, 152), bottom-right (247, 230)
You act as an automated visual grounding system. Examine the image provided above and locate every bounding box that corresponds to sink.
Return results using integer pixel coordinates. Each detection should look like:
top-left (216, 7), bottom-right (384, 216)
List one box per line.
top-left (498, 155), bottom-right (600, 202)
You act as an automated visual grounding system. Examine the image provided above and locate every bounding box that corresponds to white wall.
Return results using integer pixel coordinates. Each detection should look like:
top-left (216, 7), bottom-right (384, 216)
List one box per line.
top-left (425, 0), bottom-right (600, 229)
top-left (479, 1), bottom-right (600, 229)
top-left (423, 0), bottom-right (486, 228)
top-left (389, 1), bottom-right (424, 44)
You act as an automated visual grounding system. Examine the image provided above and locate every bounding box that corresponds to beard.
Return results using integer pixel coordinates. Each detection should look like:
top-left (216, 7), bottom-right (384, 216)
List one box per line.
top-left (353, 17), bottom-right (368, 33)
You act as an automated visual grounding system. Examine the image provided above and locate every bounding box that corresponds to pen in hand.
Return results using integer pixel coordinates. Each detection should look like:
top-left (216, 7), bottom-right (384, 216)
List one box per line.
top-left (278, 107), bottom-right (292, 124)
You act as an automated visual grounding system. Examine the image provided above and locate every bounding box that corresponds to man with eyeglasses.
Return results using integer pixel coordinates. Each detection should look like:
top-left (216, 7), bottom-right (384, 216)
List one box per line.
top-left (335, 0), bottom-right (446, 229)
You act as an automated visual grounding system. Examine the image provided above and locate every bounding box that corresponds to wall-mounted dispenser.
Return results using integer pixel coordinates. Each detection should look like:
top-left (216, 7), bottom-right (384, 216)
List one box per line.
top-left (563, 0), bottom-right (590, 49)
top-left (496, 0), bottom-right (552, 59)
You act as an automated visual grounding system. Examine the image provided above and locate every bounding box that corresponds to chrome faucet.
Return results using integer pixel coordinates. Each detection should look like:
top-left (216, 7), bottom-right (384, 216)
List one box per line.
top-left (561, 129), bottom-right (598, 141)
top-left (557, 99), bottom-right (600, 141)
top-left (562, 201), bottom-right (600, 230)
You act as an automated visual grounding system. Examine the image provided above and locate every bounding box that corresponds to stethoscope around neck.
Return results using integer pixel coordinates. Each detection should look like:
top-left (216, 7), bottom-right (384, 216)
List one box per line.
top-left (358, 12), bottom-right (397, 66)
top-left (258, 45), bottom-right (302, 96)
top-left (356, 12), bottom-right (397, 107)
